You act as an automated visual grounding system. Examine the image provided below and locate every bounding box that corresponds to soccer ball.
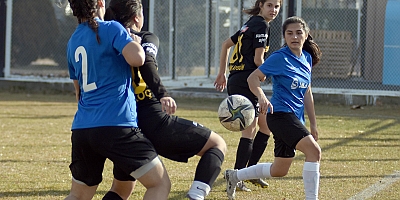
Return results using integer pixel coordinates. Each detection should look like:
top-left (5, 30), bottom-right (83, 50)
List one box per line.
top-left (218, 95), bottom-right (255, 132)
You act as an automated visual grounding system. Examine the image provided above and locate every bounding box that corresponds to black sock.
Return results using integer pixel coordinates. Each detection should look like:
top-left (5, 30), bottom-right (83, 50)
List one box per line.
top-left (247, 132), bottom-right (270, 167)
top-left (194, 147), bottom-right (224, 186)
top-left (102, 191), bottom-right (123, 200)
top-left (234, 137), bottom-right (253, 169)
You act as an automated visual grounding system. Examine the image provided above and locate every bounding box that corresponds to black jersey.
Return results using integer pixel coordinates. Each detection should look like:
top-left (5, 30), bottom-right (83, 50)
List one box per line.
top-left (130, 31), bottom-right (212, 163)
top-left (228, 16), bottom-right (270, 86)
top-left (131, 31), bottom-right (169, 109)
top-left (131, 31), bottom-right (173, 129)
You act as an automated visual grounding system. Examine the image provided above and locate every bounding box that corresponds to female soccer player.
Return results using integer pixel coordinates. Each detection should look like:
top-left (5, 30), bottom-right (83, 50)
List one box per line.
top-left (224, 16), bottom-right (322, 200)
top-left (65, 0), bottom-right (170, 199)
top-left (214, 0), bottom-right (281, 191)
top-left (103, 0), bottom-right (227, 199)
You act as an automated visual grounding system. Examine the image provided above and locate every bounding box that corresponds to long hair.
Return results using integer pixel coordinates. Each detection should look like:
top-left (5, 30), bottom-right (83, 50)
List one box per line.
top-left (282, 16), bottom-right (322, 66)
top-left (243, 0), bottom-right (282, 16)
top-left (68, 0), bottom-right (101, 43)
top-left (104, 0), bottom-right (142, 28)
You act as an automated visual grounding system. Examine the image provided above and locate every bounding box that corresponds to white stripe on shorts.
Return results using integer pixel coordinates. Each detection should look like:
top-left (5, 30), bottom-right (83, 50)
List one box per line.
top-left (130, 156), bottom-right (161, 179)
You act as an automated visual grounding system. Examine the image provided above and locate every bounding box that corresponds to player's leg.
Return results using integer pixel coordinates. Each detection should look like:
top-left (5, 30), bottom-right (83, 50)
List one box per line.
top-left (271, 112), bottom-right (321, 199)
top-left (136, 157), bottom-right (171, 200)
top-left (106, 127), bottom-right (171, 200)
top-left (65, 179), bottom-right (98, 200)
top-left (187, 131), bottom-right (227, 199)
top-left (246, 109), bottom-right (271, 188)
top-left (66, 128), bottom-right (105, 200)
top-left (104, 168), bottom-right (136, 200)
top-left (296, 135), bottom-right (321, 200)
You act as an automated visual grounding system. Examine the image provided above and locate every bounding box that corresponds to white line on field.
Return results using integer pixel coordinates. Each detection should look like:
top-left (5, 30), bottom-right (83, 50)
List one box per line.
top-left (347, 170), bottom-right (400, 200)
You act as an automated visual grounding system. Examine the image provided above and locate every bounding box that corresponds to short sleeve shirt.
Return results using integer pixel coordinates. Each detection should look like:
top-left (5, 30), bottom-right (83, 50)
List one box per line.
top-left (258, 46), bottom-right (312, 124)
top-left (67, 18), bottom-right (137, 129)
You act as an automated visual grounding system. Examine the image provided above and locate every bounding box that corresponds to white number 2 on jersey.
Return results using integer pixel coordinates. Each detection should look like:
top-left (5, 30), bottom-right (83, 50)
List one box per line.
top-left (75, 46), bottom-right (97, 92)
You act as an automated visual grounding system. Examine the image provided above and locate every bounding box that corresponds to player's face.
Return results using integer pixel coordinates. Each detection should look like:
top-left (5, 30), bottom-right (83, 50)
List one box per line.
top-left (284, 23), bottom-right (307, 53)
top-left (259, 0), bottom-right (280, 22)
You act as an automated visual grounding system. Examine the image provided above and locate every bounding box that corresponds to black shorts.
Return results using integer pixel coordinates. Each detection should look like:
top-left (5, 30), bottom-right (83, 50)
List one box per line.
top-left (267, 112), bottom-right (310, 158)
top-left (139, 112), bottom-right (211, 162)
top-left (227, 84), bottom-right (260, 117)
top-left (69, 127), bottom-right (158, 186)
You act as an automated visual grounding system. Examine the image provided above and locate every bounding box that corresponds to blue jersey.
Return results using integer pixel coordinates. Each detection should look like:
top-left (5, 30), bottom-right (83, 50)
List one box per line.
top-left (259, 46), bottom-right (312, 124)
top-left (67, 18), bottom-right (137, 129)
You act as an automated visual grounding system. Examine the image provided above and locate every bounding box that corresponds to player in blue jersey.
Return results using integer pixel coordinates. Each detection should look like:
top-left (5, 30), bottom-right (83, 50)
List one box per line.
top-left (214, 0), bottom-right (281, 191)
top-left (223, 16), bottom-right (322, 200)
top-left (65, 0), bottom-right (170, 199)
top-left (102, 0), bottom-right (227, 199)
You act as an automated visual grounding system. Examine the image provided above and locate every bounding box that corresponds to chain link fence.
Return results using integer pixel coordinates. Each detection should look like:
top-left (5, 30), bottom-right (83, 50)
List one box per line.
top-left (3, 0), bottom-right (400, 93)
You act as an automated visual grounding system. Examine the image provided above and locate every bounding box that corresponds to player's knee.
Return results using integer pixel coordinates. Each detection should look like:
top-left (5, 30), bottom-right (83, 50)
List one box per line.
top-left (305, 145), bottom-right (321, 162)
top-left (210, 131), bottom-right (227, 155)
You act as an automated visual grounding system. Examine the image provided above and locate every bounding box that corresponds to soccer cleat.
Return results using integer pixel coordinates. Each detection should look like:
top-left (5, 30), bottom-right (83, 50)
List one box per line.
top-left (236, 181), bottom-right (251, 192)
top-left (245, 178), bottom-right (269, 188)
top-left (224, 169), bottom-right (238, 200)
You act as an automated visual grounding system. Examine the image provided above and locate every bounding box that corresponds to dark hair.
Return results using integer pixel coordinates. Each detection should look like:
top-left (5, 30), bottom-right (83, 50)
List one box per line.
top-left (104, 0), bottom-right (142, 28)
top-left (243, 0), bottom-right (282, 16)
top-left (68, 0), bottom-right (100, 43)
top-left (282, 16), bottom-right (322, 66)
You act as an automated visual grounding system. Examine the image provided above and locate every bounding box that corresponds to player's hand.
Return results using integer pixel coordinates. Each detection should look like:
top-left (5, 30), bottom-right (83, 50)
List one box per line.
top-left (258, 94), bottom-right (273, 115)
top-left (214, 73), bottom-right (227, 92)
top-left (160, 97), bottom-right (177, 115)
top-left (310, 124), bottom-right (319, 141)
top-left (126, 28), bottom-right (142, 44)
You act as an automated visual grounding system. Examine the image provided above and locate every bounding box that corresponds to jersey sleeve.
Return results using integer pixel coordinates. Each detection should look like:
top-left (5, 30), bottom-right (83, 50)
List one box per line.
top-left (67, 42), bottom-right (77, 80)
top-left (258, 52), bottom-right (284, 77)
top-left (230, 30), bottom-right (241, 44)
top-left (139, 32), bottom-right (169, 100)
top-left (251, 23), bottom-right (269, 49)
top-left (108, 21), bottom-right (133, 53)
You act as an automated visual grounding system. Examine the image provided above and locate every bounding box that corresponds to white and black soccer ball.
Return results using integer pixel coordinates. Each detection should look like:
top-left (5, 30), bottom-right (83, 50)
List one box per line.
top-left (218, 95), bottom-right (255, 132)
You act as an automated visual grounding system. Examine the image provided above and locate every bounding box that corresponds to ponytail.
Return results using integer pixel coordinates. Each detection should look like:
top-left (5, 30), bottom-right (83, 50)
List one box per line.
top-left (303, 34), bottom-right (321, 66)
top-left (68, 0), bottom-right (101, 44)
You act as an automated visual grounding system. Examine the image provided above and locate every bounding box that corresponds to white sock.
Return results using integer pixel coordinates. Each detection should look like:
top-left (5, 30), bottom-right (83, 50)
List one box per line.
top-left (187, 181), bottom-right (211, 200)
top-left (303, 162), bottom-right (320, 200)
top-left (237, 163), bottom-right (272, 181)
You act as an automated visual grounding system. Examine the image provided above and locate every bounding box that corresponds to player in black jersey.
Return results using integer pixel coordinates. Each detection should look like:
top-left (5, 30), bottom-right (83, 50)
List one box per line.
top-left (214, 0), bottom-right (281, 191)
top-left (103, 0), bottom-right (227, 200)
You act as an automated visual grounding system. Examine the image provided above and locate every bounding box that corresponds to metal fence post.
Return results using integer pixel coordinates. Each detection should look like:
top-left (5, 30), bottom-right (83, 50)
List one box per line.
top-left (0, 0), bottom-right (6, 77)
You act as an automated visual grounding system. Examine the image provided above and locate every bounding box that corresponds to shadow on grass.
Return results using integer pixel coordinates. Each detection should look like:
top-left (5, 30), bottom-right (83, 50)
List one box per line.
top-left (0, 190), bottom-right (194, 199)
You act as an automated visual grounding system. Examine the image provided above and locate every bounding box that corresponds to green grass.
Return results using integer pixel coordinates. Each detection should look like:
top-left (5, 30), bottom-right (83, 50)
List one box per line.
top-left (0, 92), bottom-right (399, 199)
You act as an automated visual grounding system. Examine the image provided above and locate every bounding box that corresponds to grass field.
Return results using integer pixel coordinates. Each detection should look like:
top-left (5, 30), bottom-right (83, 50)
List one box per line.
top-left (0, 92), bottom-right (399, 200)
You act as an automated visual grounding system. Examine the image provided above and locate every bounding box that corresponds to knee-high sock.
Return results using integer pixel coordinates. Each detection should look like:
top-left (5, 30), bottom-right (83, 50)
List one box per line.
top-left (236, 163), bottom-right (272, 181)
top-left (188, 148), bottom-right (224, 199)
top-left (248, 132), bottom-right (269, 167)
top-left (303, 162), bottom-right (320, 200)
top-left (234, 137), bottom-right (253, 169)
top-left (194, 147), bottom-right (224, 186)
